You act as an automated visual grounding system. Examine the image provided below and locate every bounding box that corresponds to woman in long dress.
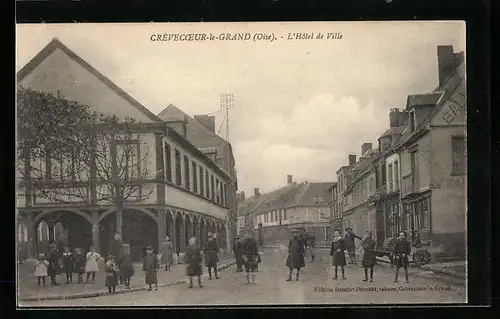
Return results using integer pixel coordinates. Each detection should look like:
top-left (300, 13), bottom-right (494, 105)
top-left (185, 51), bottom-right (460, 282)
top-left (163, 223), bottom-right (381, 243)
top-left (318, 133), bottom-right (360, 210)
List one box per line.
top-left (161, 236), bottom-right (174, 271)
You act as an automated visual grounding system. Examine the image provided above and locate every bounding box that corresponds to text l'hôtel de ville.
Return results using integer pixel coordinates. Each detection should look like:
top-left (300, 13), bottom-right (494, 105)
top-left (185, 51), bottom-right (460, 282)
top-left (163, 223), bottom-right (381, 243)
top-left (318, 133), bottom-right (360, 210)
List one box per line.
top-left (150, 32), bottom-right (343, 42)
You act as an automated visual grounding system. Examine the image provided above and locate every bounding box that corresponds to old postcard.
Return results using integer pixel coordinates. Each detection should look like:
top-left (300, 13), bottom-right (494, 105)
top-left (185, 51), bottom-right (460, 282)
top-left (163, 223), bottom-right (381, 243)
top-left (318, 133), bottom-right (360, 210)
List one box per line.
top-left (16, 21), bottom-right (467, 307)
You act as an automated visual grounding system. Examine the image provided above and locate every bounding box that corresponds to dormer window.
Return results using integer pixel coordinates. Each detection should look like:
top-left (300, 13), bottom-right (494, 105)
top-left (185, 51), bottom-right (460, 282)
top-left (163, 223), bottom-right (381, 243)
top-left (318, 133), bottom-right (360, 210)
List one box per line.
top-left (409, 110), bottom-right (416, 132)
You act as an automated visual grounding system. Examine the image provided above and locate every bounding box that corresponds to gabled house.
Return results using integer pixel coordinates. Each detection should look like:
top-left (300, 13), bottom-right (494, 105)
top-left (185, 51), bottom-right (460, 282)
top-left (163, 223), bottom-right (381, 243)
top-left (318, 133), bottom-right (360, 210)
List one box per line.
top-left (393, 45), bottom-right (466, 260)
top-left (16, 38), bottom-right (232, 261)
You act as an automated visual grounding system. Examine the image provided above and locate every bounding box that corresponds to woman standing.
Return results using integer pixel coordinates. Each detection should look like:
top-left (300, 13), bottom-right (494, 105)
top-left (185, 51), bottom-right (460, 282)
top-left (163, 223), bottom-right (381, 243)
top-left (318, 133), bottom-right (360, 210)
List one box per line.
top-left (393, 231), bottom-right (411, 283)
top-left (330, 229), bottom-right (347, 280)
top-left (286, 229), bottom-right (305, 281)
top-left (361, 230), bottom-right (377, 282)
top-left (161, 236), bottom-right (174, 271)
top-left (203, 233), bottom-right (220, 280)
top-left (185, 237), bottom-right (203, 288)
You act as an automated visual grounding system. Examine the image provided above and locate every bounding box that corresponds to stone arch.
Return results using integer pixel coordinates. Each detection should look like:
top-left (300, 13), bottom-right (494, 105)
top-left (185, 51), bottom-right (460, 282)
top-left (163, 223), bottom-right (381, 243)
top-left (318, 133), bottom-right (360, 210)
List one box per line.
top-left (184, 214), bottom-right (192, 247)
top-left (99, 208), bottom-right (159, 261)
top-left (36, 220), bottom-right (50, 254)
top-left (34, 208), bottom-right (92, 225)
top-left (165, 209), bottom-right (175, 243)
top-left (200, 217), bottom-right (206, 248)
top-left (192, 215), bottom-right (200, 246)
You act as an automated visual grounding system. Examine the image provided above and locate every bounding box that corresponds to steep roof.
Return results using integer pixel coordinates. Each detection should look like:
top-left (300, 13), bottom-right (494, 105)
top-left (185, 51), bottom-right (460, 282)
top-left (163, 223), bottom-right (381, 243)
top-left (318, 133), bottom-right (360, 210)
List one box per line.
top-left (379, 126), bottom-right (405, 139)
top-left (289, 182), bottom-right (335, 206)
top-left (17, 38), bottom-right (163, 123)
top-left (406, 92), bottom-right (443, 109)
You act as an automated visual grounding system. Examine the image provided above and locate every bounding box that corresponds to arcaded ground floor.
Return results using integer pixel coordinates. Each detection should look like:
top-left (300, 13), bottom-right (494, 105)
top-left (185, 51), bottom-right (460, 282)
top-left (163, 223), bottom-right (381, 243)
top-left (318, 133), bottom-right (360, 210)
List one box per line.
top-left (17, 205), bottom-right (228, 261)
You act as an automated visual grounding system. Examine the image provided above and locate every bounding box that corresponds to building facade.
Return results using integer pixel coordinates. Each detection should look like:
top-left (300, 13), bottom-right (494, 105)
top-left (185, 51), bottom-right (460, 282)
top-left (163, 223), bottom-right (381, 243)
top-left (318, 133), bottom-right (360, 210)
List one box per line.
top-left (16, 38), bottom-right (232, 261)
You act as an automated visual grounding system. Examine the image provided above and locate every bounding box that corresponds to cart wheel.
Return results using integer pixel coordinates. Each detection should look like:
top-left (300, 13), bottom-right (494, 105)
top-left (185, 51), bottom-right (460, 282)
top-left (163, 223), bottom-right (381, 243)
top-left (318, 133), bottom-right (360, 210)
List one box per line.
top-left (413, 250), bottom-right (431, 265)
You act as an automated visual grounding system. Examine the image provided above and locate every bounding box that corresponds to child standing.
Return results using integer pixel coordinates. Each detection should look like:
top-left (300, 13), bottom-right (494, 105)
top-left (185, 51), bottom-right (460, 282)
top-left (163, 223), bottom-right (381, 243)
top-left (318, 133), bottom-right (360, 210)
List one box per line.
top-left (393, 231), bottom-right (411, 283)
top-left (185, 237), bottom-right (203, 288)
top-left (73, 248), bottom-right (86, 284)
top-left (61, 247), bottom-right (74, 284)
top-left (119, 244), bottom-right (134, 289)
top-left (143, 245), bottom-right (159, 291)
top-left (85, 246), bottom-right (102, 283)
top-left (330, 229), bottom-right (347, 280)
top-left (34, 253), bottom-right (49, 287)
top-left (105, 255), bottom-right (119, 293)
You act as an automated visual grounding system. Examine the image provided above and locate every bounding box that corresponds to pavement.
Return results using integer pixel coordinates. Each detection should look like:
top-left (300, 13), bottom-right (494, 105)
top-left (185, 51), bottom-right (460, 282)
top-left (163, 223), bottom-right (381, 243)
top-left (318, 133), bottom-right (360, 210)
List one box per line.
top-left (20, 247), bottom-right (466, 306)
top-left (17, 254), bottom-right (235, 302)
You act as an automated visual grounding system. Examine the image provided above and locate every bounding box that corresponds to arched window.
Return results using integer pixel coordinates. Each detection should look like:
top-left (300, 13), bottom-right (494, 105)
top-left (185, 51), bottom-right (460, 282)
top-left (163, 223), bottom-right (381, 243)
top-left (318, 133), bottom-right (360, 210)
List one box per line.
top-left (38, 221), bottom-right (50, 241)
top-left (18, 222), bottom-right (28, 243)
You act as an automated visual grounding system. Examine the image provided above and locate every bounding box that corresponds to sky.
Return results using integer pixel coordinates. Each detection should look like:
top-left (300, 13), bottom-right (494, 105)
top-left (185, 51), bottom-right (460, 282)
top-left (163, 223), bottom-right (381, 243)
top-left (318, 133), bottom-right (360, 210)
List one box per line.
top-left (16, 22), bottom-right (465, 195)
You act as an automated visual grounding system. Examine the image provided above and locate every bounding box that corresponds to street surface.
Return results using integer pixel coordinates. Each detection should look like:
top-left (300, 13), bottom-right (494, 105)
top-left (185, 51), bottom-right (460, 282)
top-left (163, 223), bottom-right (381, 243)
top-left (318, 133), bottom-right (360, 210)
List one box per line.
top-left (22, 247), bottom-right (466, 306)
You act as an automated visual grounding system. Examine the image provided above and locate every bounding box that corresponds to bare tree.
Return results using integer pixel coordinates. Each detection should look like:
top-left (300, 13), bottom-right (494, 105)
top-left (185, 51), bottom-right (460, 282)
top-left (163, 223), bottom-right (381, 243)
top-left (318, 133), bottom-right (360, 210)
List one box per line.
top-left (17, 87), bottom-right (154, 235)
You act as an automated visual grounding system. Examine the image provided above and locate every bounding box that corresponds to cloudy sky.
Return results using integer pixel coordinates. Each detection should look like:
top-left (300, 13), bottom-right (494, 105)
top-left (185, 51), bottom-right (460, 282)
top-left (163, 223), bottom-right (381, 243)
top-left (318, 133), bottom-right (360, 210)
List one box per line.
top-left (16, 22), bottom-right (465, 195)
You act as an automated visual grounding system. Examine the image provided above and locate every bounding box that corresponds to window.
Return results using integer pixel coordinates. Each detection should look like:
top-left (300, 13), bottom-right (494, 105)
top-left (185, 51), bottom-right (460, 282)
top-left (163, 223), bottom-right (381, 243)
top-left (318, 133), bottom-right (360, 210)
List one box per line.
top-left (410, 110), bottom-right (416, 132)
top-left (199, 167), bottom-right (204, 196)
top-left (210, 175), bottom-right (215, 201)
top-left (164, 143), bottom-right (172, 182)
top-left (18, 223), bottom-right (28, 243)
top-left (215, 179), bottom-right (221, 204)
top-left (192, 162), bottom-right (198, 193)
top-left (422, 197), bottom-right (431, 229)
top-left (37, 221), bottom-right (49, 241)
top-left (410, 150), bottom-right (419, 191)
top-left (184, 156), bottom-right (190, 189)
top-left (381, 163), bottom-right (387, 186)
top-left (117, 141), bottom-right (140, 181)
top-left (175, 150), bottom-right (182, 185)
top-left (451, 136), bottom-right (465, 175)
top-left (388, 164), bottom-right (393, 191)
top-left (394, 160), bottom-right (399, 190)
top-left (205, 170), bottom-right (210, 198)
top-left (222, 184), bottom-right (226, 207)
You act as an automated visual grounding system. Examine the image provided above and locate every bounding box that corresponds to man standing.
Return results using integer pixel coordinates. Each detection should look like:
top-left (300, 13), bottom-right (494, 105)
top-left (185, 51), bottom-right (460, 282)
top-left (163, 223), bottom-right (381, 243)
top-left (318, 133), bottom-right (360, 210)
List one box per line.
top-left (108, 233), bottom-right (125, 284)
top-left (344, 228), bottom-right (362, 264)
top-left (233, 236), bottom-right (243, 272)
top-left (286, 229), bottom-right (305, 281)
top-left (203, 233), bottom-right (220, 280)
top-left (241, 231), bottom-right (259, 284)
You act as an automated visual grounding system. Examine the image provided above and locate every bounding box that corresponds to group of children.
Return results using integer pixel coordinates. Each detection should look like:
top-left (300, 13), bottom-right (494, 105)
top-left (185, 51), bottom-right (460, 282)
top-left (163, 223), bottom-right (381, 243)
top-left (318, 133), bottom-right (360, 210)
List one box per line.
top-left (34, 246), bottom-right (103, 287)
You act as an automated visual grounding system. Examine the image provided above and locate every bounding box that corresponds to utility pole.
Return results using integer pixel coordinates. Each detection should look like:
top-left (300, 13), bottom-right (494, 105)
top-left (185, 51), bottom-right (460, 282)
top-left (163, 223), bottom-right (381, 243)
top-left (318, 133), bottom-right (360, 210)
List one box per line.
top-left (220, 93), bottom-right (234, 251)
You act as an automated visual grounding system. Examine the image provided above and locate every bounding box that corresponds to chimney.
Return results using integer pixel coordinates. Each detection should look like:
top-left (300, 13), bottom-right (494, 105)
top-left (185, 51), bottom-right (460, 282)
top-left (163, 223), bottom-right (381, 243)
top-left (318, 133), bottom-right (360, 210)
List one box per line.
top-left (361, 143), bottom-right (372, 156)
top-left (254, 188), bottom-right (260, 196)
top-left (437, 45), bottom-right (455, 87)
top-left (287, 175), bottom-right (293, 184)
top-left (348, 154), bottom-right (357, 166)
top-left (194, 115), bottom-right (216, 133)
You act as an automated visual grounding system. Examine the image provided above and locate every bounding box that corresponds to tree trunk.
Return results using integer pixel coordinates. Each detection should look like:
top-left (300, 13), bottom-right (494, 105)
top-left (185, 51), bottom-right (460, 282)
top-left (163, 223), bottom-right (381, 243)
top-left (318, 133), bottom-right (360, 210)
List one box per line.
top-left (116, 204), bottom-right (123, 237)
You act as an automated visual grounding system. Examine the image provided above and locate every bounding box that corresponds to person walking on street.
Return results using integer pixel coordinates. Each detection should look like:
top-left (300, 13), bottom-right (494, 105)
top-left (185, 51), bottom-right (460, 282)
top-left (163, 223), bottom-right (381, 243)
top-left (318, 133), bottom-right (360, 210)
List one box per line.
top-left (233, 236), bottom-right (243, 272)
top-left (309, 235), bottom-right (317, 262)
top-left (361, 230), bottom-right (377, 282)
top-left (203, 233), bottom-right (220, 280)
top-left (85, 245), bottom-right (102, 283)
top-left (241, 231), bottom-right (259, 284)
top-left (345, 228), bottom-right (362, 264)
top-left (108, 233), bottom-right (125, 285)
top-left (330, 229), bottom-right (347, 280)
top-left (47, 243), bottom-right (61, 286)
top-left (161, 236), bottom-right (174, 271)
top-left (73, 248), bottom-right (86, 284)
top-left (286, 229), bottom-right (305, 282)
top-left (105, 255), bottom-right (119, 293)
top-left (119, 244), bottom-right (134, 289)
top-left (143, 245), bottom-right (159, 291)
top-left (61, 246), bottom-right (74, 284)
top-left (393, 231), bottom-right (411, 283)
top-left (186, 237), bottom-right (203, 288)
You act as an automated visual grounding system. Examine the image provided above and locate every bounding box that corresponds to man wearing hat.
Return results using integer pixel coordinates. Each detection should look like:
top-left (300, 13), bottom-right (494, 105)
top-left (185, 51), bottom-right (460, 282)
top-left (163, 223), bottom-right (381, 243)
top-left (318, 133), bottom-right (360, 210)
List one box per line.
top-left (233, 236), bottom-right (244, 272)
top-left (286, 228), bottom-right (306, 281)
top-left (142, 245), bottom-right (159, 291)
top-left (203, 232), bottom-right (220, 279)
top-left (241, 230), bottom-right (259, 284)
top-left (344, 228), bottom-right (362, 264)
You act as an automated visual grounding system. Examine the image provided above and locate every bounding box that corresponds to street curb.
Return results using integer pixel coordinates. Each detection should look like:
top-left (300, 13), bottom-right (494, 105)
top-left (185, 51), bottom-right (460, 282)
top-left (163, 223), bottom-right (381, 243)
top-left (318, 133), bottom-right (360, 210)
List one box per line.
top-left (19, 260), bottom-right (236, 303)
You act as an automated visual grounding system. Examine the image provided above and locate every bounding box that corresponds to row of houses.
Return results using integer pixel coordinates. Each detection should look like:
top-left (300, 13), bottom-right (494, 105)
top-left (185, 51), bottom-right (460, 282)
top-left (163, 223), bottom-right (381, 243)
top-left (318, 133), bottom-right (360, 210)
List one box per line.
top-left (329, 45), bottom-right (466, 260)
top-left (16, 38), bottom-right (238, 261)
top-left (237, 175), bottom-right (335, 246)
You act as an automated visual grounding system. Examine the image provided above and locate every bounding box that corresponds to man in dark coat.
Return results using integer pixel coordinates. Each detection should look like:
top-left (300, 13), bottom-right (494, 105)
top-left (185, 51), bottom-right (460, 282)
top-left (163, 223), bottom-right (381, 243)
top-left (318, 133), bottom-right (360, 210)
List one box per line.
top-left (143, 245), bottom-right (159, 291)
top-left (203, 233), bottom-right (220, 280)
top-left (47, 243), bottom-right (61, 286)
top-left (330, 229), bottom-right (347, 280)
top-left (286, 229), bottom-right (305, 281)
top-left (361, 230), bottom-right (377, 282)
top-left (344, 228), bottom-right (362, 264)
top-left (186, 237), bottom-right (203, 288)
top-left (108, 233), bottom-right (125, 284)
top-left (393, 231), bottom-right (411, 283)
top-left (241, 231), bottom-right (259, 284)
top-left (233, 236), bottom-right (243, 272)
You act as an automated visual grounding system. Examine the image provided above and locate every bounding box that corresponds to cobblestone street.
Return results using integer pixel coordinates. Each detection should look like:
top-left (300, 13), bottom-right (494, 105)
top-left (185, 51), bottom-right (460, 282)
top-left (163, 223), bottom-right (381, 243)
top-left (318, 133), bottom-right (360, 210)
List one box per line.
top-left (21, 248), bottom-right (466, 306)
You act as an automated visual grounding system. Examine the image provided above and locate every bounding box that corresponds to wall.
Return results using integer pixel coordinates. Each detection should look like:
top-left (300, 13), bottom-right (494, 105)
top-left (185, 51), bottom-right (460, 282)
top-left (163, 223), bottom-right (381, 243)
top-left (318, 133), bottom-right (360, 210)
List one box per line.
top-left (165, 185), bottom-right (228, 221)
top-left (19, 48), bottom-right (154, 123)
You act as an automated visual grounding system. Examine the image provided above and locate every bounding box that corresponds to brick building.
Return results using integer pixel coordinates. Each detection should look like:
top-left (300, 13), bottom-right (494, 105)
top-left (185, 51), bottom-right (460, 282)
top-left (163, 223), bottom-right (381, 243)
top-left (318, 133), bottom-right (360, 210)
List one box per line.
top-left (16, 38), bottom-right (233, 261)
